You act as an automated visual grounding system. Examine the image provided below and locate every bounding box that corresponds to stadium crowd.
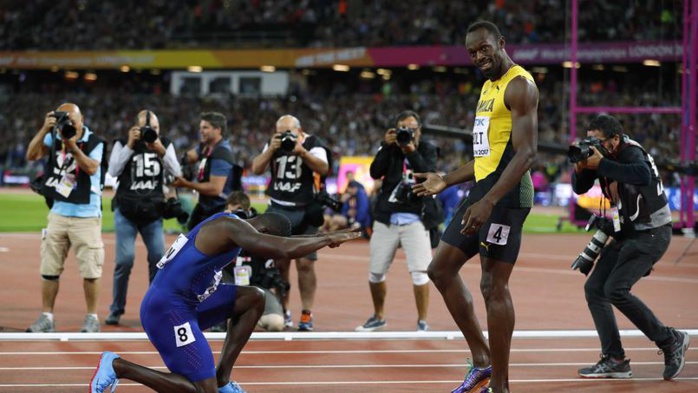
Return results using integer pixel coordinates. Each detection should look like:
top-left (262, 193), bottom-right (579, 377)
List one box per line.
top-left (0, 0), bottom-right (683, 50)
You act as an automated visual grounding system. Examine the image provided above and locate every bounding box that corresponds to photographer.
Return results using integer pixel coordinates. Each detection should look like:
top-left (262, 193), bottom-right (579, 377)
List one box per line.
top-left (172, 112), bottom-right (238, 230)
top-left (25, 103), bottom-right (106, 333)
top-left (571, 115), bottom-right (689, 380)
top-left (355, 110), bottom-right (438, 332)
top-left (250, 114), bottom-right (330, 331)
top-left (324, 172), bottom-right (372, 236)
top-left (105, 110), bottom-right (182, 326)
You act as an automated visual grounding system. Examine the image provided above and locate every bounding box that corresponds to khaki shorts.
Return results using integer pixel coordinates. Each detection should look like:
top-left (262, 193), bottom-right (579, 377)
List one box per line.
top-left (369, 220), bottom-right (432, 275)
top-left (40, 212), bottom-right (104, 279)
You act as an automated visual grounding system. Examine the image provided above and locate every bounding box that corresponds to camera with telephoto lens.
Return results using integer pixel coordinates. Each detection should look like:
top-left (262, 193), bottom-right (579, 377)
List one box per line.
top-left (391, 181), bottom-right (420, 204)
top-left (571, 214), bottom-right (615, 276)
top-left (140, 110), bottom-right (158, 143)
top-left (396, 126), bottom-right (415, 146)
top-left (162, 197), bottom-right (189, 224)
top-left (315, 188), bottom-right (343, 212)
top-left (568, 136), bottom-right (606, 163)
top-left (51, 111), bottom-right (77, 140)
top-left (277, 130), bottom-right (297, 153)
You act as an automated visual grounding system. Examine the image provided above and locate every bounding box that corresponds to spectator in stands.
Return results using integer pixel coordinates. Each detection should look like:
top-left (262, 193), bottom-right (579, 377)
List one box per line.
top-left (25, 103), bottom-right (106, 333)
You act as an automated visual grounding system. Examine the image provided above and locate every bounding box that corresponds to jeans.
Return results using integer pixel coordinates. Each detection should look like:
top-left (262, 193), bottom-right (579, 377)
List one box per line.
top-left (110, 208), bottom-right (164, 316)
top-left (584, 225), bottom-right (674, 359)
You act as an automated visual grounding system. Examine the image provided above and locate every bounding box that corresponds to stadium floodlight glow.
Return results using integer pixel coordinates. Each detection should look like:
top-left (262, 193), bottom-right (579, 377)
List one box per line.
top-left (332, 64), bottom-right (350, 72)
top-left (50, 66), bottom-right (59, 72)
top-left (562, 61), bottom-right (581, 69)
top-left (120, 65), bottom-right (130, 72)
top-left (260, 65), bottom-right (276, 72)
top-left (64, 71), bottom-right (79, 80)
top-left (360, 71), bottom-right (375, 79)
top-left (188, 66), bottom-right (203, 73)
top-left (150, 69), bottom-right (161, 75)
top-left (611, 65), bottom-right (628, 72)
top-left (642, 59), bottom-right (661, 67)
top-left (433, 66), bottom-right (447, 73)
top-left (531, 67), bottom-right (548, 74)
top-left (376, 68), bottom-right (391, 75)
top-left (84, 72), bottom-right (97, 81)
top-left (407, 64), bottom-right (420, 70)
top-left (592, 64), bottom-right (605, 71)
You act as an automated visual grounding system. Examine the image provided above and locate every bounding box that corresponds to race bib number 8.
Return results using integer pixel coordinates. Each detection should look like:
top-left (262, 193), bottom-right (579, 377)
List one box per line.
top-left (486, 223), bottom-right (510, 245)
top-left (174, 321), bottom-right (196, 348)
top-left (473, 116), bottom-right (491, 157)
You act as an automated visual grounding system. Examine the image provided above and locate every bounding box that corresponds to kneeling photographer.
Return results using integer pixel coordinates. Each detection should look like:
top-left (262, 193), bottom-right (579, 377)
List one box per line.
top-left (355, 110), bottom-right (440, 333)
top-left (106, 110), bottom-right (183, 325)
top-left (570, 115), bottom-right (688, 380)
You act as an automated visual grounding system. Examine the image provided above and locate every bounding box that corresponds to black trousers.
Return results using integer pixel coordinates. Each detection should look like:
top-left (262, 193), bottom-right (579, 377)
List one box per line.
top-left (584, 225), bottom-right (674, 359)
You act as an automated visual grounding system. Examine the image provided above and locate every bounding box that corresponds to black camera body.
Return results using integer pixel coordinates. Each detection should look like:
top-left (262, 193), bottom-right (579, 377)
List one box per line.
top-left (315, 188), bottom-right (343, 212)
top-left (396, 127), bottom-right (415, 145)
top-left (568, 136), bottom-right (605, 163)
top-left (571, 214), bottom-right (615, 275)
top-left (140, 110), bottom-right (158, 143)
top-left (277, 130), bottom-right (297, 153)
top-left (391, 181), bottom-right (420, 204)
top-left (52, 111), bottom-right (77, 140)
top-left (162, 197), bottom-right (189, 224)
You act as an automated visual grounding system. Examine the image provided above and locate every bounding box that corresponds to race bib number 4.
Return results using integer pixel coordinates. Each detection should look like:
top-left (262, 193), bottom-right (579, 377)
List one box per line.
top-left (486, 223), bottom-right (510, 245)
top-left (473, 116), bottom-right (491, 157)
top-left (174, 321), bottom-right (196, 348)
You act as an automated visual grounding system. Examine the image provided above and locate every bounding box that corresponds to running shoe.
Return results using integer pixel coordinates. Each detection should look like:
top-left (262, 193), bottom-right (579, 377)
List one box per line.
top-left (219, 381), bottom-right (247, 393)
top-left (297, 310), bottom-right (313, 331)
top-left (89, 351), bottom-right (120, 393)
top-left (26, 313), bottom-right (55, 332)
top-left (660, 329), bottom-right (690, 380)
top-left (355, 315), bottom-right (387, 332)
top-left (578, 354), bottom-right (632, 378)
top-left (451, 359), bottom-right (492, 393)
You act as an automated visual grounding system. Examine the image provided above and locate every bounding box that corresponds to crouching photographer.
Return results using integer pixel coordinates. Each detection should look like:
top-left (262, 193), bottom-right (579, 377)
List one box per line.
top-left (570, 115), bottom-right (689, 380)
top-left (105, 110), bottom-right (182, 325)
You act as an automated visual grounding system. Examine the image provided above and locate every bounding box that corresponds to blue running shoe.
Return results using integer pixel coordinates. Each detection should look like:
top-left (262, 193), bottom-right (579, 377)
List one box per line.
top-left (451, 359), bottom-right (492, 393)
top-left (89, 351), bottom-right (120, 393)
top-left (219, 381), bottom-right (247, 393)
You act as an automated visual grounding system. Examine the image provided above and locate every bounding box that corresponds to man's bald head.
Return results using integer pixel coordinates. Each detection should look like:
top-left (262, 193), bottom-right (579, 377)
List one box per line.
top-left (136, 110), bottom-right (160, 133)
top-left (276, 115), bottom-right (301, 134)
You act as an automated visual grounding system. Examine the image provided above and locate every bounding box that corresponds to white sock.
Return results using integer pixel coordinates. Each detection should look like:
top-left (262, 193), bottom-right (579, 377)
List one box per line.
top-left (87, 313), bottom-right (98, 321)
top-left (42, 312), bottom-right (54, 322)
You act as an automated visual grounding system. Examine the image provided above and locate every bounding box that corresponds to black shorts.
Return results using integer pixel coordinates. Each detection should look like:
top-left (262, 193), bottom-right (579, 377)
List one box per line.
top-left (441, 202), bottom-right (530, 264)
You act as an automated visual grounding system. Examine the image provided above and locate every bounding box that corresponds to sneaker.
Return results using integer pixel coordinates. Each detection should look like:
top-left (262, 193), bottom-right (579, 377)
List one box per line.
top-left (89, 351), bottom-right (120, 393)
top-left (355, 315), bottom-right (387, 332)
top-left (660, 329), bottom-right (691, 380)
top-left (417, 320), bottom-right (430, 332)
top-left (578, 354), bottom-right (632, 378)
top-left (297, 310), bottom-right (313, 331)
top-left (219, 381), bottom-right (246, 393)
top-left (105, 312), bottom-right (121, 326)
top-left (451, 359), bottom-right (492, 393)
top-left (283, 310), bottom-right (293, 328)
top-left (26, 313), bottom-right (55, 332)
top-left (81, 314), bottom-right (101, 333)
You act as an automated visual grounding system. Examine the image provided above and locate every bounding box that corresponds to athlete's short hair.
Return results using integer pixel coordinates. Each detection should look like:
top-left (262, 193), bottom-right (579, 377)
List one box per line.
top-left (251, 212), bottom-right (292, 237)
top-left (466, 20), bottom-right (502, 40)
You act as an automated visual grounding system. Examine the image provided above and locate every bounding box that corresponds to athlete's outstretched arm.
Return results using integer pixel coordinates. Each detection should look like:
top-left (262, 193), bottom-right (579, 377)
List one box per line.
top-left (197, 217), bottom-right (360, 259)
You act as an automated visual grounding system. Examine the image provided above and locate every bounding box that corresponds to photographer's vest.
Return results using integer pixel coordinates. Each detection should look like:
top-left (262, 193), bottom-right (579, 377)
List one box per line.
top-left (602, 138), bottom-right (671, 234)
top-left (268, 135), bottom-right (326, 205)
top-left (114, 137), bottom-right (171, 208)
top-left (42, 130), bottom-right (105, 205)
top-left (197, 140), bottom-right (235, 211)
top-left (469, 64), bottom-right (535, 208)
